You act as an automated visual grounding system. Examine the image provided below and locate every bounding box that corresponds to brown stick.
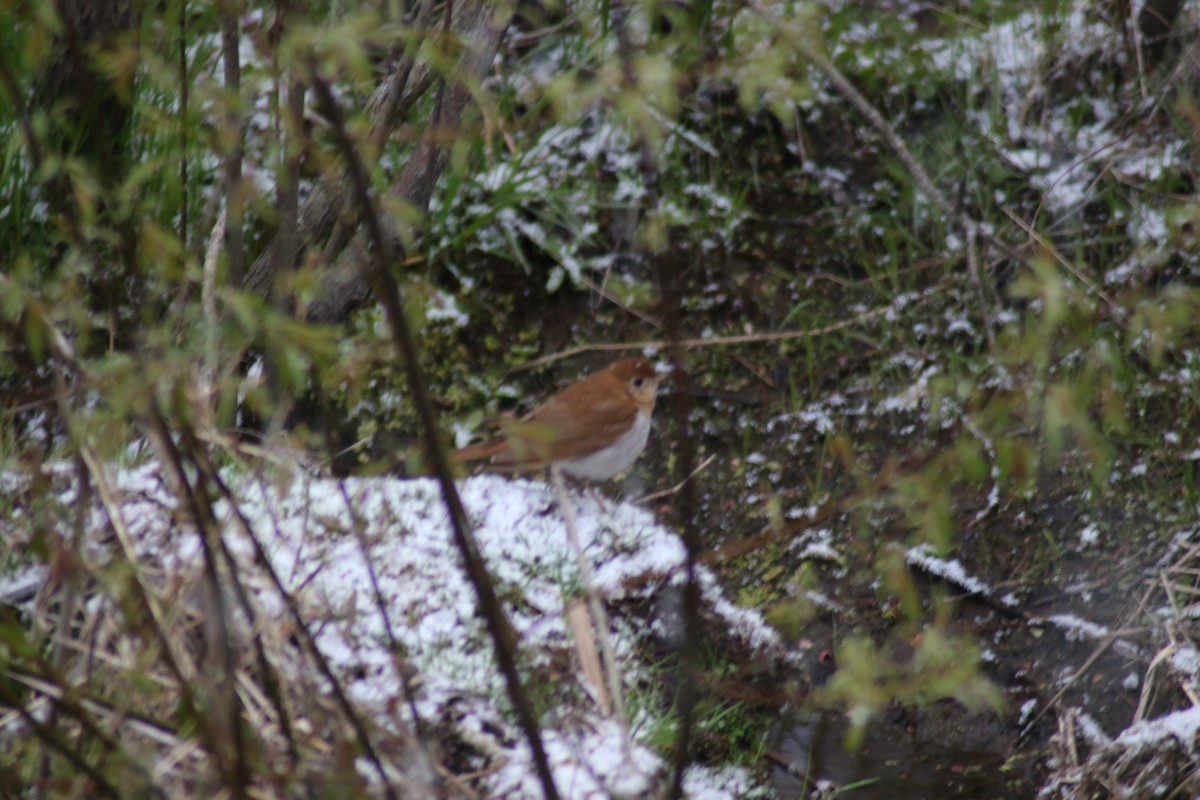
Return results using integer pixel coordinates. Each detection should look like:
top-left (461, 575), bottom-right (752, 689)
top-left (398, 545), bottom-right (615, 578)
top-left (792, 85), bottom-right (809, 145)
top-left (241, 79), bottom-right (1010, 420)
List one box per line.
top-left (306, 11), bottom-right (562, 793)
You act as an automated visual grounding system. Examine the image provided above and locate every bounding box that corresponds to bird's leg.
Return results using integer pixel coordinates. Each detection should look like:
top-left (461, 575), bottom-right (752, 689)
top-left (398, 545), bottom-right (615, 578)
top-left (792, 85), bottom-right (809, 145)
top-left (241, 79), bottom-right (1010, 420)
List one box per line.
top-left (564, 473), bottom-right (608, 513)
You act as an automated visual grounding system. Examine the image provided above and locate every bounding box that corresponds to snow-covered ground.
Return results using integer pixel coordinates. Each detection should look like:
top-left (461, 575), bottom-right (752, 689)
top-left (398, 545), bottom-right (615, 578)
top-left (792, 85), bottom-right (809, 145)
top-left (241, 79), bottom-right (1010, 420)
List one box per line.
top-left (6, 465), bottom-right (781, 798)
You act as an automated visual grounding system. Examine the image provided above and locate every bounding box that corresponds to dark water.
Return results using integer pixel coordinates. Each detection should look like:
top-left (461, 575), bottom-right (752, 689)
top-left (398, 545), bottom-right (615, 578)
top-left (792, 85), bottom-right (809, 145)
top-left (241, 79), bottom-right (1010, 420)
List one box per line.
top-left (770, 704), bottom-right (1036, 799)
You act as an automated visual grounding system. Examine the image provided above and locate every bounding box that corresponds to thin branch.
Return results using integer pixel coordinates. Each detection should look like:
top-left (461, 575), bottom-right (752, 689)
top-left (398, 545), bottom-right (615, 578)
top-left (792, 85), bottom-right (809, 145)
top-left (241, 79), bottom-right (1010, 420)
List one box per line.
top-left (613, 444), bottom-right (944, 598)
top-left (179, 0), bottom-right (189, 249)
top-left (307, 18), bottom-right (559, 786)
top-left (0, 681), bottom-right (124, 800)
top-left (221, 0), bottom-right (245, 287)
top-left (243, 0), bottom-right (445, 302)
top-left (149, 406), bottom-right (251, 800)
top-left (635, 453), bottom-right (716, 506)
top-left (5, 665), bottom-right (170, 799)
top-left (304, 47), bottom-right (556, 796)
top-left (607, 7), bottom-right (703, 796)
top-left (337, 479), bottom-right (432, 744)
top-left (214, 535), bottom-right (301, 767)
top-left (204, 460), bottom-right (402, 800)
top-left (307, 47), bottom-right (561, 799)
top-left (5, 301), bottom-right (235, 791)
top-left (4, 667), bottom-right (181, 751)
top-left (747, 0), bottom-right (996, 341)
top-left (550, 467), bottom-right (629, 729)
top-left (201, 206), bottom-right (226, 422)
top-left (517, 279), bottom-right (948, 370)
top-left (281, 2), bottom-right (310, 312)
top-left (80, 445), bottom-right (232, 779)
top-left (1000, 206), bottom-right (1126, 319)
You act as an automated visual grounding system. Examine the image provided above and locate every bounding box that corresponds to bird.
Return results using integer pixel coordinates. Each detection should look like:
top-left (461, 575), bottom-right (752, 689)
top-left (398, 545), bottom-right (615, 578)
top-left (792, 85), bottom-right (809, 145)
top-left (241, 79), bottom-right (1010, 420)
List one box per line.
top-left (451, 358), bottom-right (665, 480)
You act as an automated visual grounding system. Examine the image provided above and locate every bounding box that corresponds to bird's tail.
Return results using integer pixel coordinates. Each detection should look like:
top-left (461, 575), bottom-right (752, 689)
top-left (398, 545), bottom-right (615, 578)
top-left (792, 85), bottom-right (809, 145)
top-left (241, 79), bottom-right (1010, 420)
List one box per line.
top-left (451, 437), bottom-right (509, 465)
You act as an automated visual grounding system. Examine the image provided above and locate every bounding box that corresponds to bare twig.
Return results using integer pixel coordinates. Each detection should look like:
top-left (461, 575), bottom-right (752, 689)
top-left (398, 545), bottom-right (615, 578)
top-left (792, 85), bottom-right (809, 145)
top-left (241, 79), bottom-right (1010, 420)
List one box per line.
top-left (307, 20), bottom-right (561, 795)
top-left (179, 0), bottom-right (189, 249)
top-left (517, 279), bottom-right (948, 370)
top-left (1020, 582), bottom-right (1156, 739)
top-left (241, 0), bottom-right (494, 319)
top-left (605, 8), bottom-right (704, 795)
top-left (337, 479), bottom-right (433, 748)
top-left (747, 0), bottom-right (996, 342)
top-left (564, 601), bottom-right (609, 713)
top-left (0, 681), bottom-right (125, 800)
top-left (579, 274), bottom-right (664, 329)
top-left (635, 453), bottom-right (716, 506)
top-left (220, 0), bottom-right (245, 288)
top-left (1000, 206), bottom-right (1126, 319)
top-left (139, 416), bottom-right (255, 799)
top-left (550, 467), bottom-right (629, 730)
top-left (205, 462), bottom-right (402, 800)
top-left (613, 444), bottom-right (944, 597)
top-left (201, 206), bottom-right (226, 425)
top-left (4, 667), bottom-right (181, 751)
top-left (81, 446), bottom-right (233, 778)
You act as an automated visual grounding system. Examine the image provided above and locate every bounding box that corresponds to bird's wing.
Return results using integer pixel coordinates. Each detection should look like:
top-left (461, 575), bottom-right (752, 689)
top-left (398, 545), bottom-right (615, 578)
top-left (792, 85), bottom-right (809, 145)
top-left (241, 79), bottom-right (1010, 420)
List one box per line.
top-left (522, 381), bottom-right (637, 462)
top-left (450, 436), bottom-right (510, 465)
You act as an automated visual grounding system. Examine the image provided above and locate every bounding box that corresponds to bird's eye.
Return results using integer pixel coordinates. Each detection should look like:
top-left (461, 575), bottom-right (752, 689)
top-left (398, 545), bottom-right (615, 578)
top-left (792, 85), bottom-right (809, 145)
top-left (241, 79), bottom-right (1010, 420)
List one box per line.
top-left (632, 377), bottom-right (645, 388)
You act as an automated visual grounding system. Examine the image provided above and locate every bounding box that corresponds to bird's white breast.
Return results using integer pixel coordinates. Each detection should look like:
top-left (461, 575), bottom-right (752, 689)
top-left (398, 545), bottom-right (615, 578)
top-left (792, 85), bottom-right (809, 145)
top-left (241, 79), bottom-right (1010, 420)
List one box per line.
top-left (560, 410), bottom-right (652, 480)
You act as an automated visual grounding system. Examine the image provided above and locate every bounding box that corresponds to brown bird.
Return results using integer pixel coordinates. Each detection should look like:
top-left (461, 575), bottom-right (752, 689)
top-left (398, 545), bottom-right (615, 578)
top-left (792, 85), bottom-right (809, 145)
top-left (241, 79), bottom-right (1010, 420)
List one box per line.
top-left (452, 358), bottom-right (665, 480)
